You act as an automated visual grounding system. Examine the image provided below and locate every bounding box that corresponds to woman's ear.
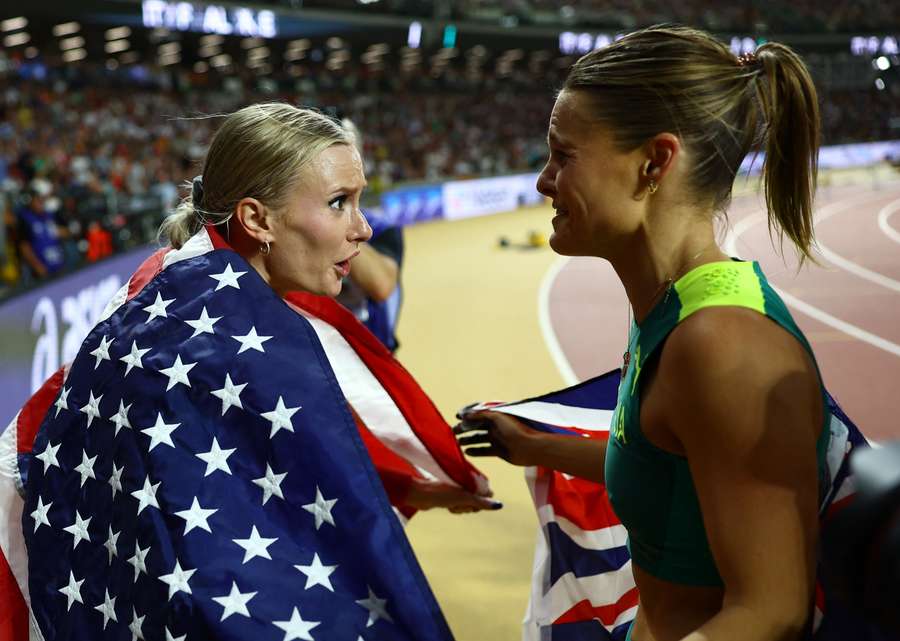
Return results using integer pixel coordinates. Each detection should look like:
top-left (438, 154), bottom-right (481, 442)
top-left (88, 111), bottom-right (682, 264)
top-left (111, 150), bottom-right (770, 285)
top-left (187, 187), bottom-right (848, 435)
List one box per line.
top-left (233, 197), bottom-right (273, 244)
top-left (643, 133), bottom-right (680, 183)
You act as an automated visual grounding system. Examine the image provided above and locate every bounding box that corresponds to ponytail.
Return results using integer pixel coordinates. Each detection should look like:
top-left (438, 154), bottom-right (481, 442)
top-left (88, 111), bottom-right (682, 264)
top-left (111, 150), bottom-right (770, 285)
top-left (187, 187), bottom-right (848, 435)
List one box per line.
top-left (157, 196), bottom-right (203, 249)
top-left (754, 42), bottom-right (821, 263)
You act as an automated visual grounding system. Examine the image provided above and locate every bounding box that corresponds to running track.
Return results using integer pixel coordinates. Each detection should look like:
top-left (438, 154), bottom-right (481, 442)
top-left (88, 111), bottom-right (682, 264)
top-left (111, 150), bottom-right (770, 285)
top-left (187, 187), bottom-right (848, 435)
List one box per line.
top-left (544, 180), bottom-right (900, 441)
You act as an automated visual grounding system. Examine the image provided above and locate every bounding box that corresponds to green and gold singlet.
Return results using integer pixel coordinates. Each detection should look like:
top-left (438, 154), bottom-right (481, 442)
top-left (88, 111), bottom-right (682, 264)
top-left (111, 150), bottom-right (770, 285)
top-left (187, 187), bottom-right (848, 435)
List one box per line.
top-left (604, 260), bottom-right (830, 586)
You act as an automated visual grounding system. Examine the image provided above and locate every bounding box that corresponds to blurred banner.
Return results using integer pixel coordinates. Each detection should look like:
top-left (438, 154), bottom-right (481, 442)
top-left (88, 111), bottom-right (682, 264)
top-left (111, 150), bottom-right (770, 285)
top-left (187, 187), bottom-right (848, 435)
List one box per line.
top-left (740, 139), bottom-right (900, 174)
top-left (0, 248), bottom-right (154, 429)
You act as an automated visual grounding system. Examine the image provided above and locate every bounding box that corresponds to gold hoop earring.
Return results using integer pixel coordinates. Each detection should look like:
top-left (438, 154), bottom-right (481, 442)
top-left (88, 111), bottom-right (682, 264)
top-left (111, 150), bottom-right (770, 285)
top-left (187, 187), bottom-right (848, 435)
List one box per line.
top-left (648, 180), bottom-right (659, 195)
top-left (260, 240), bottom-right (271, 256)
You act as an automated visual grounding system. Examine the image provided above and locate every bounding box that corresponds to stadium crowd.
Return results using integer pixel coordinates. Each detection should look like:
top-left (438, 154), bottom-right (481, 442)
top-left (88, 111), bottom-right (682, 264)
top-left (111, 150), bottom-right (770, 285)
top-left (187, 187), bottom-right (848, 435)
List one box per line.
top-left (295, 0), bottom-right (900, 33)
top-left (0, 52), bottom-right (896, 296)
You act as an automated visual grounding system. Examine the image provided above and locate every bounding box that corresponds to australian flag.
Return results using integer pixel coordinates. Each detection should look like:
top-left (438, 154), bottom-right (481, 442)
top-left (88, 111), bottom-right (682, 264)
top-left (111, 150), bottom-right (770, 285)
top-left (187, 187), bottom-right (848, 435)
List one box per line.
top-left (3, 228), bottom-right (464, 641)
top-left (462, 370), bottom-right (883, 641)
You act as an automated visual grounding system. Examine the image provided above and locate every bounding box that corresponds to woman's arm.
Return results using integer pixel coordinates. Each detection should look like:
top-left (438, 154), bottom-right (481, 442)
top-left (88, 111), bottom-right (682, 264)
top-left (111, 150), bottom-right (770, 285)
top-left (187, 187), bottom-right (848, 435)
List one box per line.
top-left (658, 307), bottom-right (823, 641)
top-left (456, 411), bottom-right (607, 483)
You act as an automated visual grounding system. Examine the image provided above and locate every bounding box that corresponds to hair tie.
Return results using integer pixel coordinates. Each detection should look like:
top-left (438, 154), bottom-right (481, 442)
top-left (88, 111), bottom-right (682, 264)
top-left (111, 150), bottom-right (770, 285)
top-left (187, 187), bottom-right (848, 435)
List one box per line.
top-left (736, 52), bottom-right (759, 68)
top-left (191, 175), bottom-right (204, 207)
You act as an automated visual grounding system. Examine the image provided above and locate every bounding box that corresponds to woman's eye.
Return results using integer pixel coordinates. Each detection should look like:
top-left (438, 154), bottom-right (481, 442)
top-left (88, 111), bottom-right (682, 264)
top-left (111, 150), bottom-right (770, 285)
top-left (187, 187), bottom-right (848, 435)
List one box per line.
top-left (329, 196), bottom-right (346, 210)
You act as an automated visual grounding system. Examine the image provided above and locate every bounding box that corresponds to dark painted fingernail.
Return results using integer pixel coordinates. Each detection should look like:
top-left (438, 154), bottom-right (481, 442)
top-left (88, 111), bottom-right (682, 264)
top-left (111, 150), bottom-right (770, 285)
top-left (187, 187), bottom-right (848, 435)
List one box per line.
top-left (490, 501), bottom-right (503, 510)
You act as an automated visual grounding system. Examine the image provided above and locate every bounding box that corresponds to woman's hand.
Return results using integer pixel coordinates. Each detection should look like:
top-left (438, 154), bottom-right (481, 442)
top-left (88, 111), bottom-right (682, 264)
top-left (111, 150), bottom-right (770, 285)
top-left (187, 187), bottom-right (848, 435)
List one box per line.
top-left (454, 411), bottom-right (544, 467)
top-left (404, 477), bottom-right (502, 513)
top-left (455, 410), bottom-right (607, 482)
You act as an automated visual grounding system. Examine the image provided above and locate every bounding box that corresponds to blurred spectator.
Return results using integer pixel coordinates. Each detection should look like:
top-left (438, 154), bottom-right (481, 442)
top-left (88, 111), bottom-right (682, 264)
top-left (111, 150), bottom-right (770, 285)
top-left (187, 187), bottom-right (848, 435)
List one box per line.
top-left (85, 222), bottom-right (113, 263)
top-left (14, 189), bottom-right (65, 281)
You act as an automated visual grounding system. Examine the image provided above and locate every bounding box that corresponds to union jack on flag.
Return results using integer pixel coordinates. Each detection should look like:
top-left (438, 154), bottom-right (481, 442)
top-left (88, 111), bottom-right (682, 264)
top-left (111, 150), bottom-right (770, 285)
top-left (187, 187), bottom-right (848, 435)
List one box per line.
top-left (464, 370), bottom-right (879, 641)
top-left (0, 226), bottom-right (486, 641)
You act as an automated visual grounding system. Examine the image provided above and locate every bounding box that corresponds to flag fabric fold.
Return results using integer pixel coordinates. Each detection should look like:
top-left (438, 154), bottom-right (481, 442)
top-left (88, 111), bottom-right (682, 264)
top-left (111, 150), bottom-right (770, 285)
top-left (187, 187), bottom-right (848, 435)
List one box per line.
top-left (463, 369), bottom-right (876, 641)
top-left (0, 227), bottom-right (482, 641)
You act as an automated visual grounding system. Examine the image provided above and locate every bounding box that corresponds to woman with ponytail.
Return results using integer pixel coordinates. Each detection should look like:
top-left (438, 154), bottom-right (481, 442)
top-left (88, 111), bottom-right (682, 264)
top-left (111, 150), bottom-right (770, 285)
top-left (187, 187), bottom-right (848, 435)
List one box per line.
top-left (459, 25), bottom-right (838, 640)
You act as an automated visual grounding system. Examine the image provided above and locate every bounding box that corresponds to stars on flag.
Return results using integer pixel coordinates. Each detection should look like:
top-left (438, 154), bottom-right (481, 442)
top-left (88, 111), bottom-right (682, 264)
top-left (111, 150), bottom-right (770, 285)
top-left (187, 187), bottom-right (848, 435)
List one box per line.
top-left (22, 251), bottom-right (425, 641)
top-left (140, 413), bottom-right (180, 452)
top-left (211, 373), bottom-right (247, 416)
top-left (73, 449), bottom-right (97, 487)
top-left (158, 559), bottom-right (196, 601)
top-left (131, 476), bottom-right (161, 515)
top-left (58, 570), bottom-right (84, 612)
top-left (174, 497), bottom-right (218, 535)
top-left (232, 525), bottom-right (278, 564)
top-left (30, 496), bottom-right (52, 533)
top-left (273, 607), bottom-right (321, 641)
top-left (94, 588), bottom-right (118, 629)
top-left (232, 326), bottom-right (272, 354)
top-left (252, 464), bottom-right (287, 505)
top-left (109, 400), bottom-right (133, 436)
top-left (294, 553), bottom-right (337, 592)
top-left (34, 440), bottom-right (61, 474)
top-left (184, 305), bottom-right (222, 338)
top-left (196, 437), bottom-right (235, 477)
top-left (128, 540), bottom-right (151, 582)
top-left (159, 354), bottom-right (197, 391)
top-left (209, 263), bottom-right (247, 291)
top-left (128, 606), bottom-right (146, 641)
top-left (62, 510), bottom-right (92, 550)
top-left (89, 335), bottom-right (114, 369)
top-left (302, 487), bottom-right (338, 530)
top-left (104, 526), bottom-right (120, 564)
top-left (356, 587), bottom-right (393, 628)
top-left (109, 462), bottom-right (125, 499)
top-left (53, 385), bottom-right (70, 417)
top-left (120, 340), bottom-right (151, 377)
top-left (143, 291), bottom-right (176, 323)
top-left (261, 396), bottom-right (301, 438)
top-left (79, 390), bottom-right (103, 427)
top-left (212, 581), bottom-right (256, 621)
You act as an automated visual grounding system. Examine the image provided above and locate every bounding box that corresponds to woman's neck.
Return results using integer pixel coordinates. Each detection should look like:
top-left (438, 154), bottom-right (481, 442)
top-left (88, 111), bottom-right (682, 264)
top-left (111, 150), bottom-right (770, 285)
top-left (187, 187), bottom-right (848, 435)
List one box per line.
top-left (612, 215), bottom-right (728, 324)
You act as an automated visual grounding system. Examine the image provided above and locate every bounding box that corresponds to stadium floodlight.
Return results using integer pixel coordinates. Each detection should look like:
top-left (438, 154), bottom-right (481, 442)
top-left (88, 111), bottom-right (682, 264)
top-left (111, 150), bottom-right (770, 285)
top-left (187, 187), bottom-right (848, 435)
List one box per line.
top-left (368, 43), bottom-right (389, 55)
top-left (284, 49), bottom-right (306, 61)
top-left (53, 22), bottom-right (80, 37)
top-left (62, 48), bottom-right (87, 63)
top-left (1, 17), bottom-right (27, 33)
top-left (241, 37), bottom-right (263, 49)
top-left (247, 46), bottom-right (269, 60)
top-left (288, 38), bottom-right (310, 50)
top-left (210, 53), bottom-right (231, 67)
top-left (200, 35), bottom-right (223, 46)
top-left (60, 36), bottom-right (85, 51)
top-left (159, 53), bottom-right (180, 66)
top-left (3, 32), bottom-right (29, 47)
top-left (105, 39), bottom-right (131, 54)
top-left (875, 78), bottom-right (886, 90)
top-left (876, 56), bottom-right (890, 71)
top-left (105, 27), bottom-right (131, 41)
top-left (407, 22), bottom-right (422, 49)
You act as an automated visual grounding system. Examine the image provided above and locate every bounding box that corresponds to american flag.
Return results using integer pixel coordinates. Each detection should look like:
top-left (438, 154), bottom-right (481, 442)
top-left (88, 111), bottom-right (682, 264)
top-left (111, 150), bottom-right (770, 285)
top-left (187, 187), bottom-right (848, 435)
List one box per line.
top-left (462, 370), bottom-right (878, 641)
top-left (0, 226), bottom-right (486, 641)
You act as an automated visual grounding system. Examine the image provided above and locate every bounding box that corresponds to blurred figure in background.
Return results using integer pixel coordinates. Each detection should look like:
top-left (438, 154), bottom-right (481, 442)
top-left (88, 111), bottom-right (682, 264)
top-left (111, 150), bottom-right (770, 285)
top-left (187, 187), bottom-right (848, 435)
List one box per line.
top-left (14, 187), bottom-right (64, 281)
top-left (337, 118), bottom-right (405, 352)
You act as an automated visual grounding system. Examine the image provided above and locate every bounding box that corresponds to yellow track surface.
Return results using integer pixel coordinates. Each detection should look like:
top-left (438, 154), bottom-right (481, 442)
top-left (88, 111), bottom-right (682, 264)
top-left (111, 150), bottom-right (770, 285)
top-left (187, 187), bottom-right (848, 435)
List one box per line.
top-left (396, 204), bottom-right (564, 641)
